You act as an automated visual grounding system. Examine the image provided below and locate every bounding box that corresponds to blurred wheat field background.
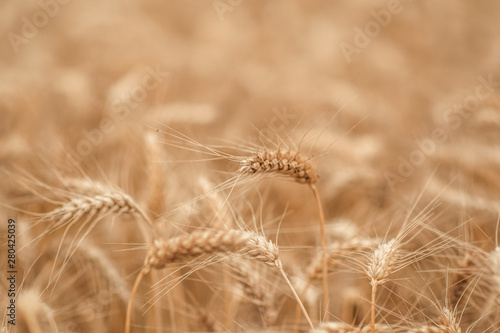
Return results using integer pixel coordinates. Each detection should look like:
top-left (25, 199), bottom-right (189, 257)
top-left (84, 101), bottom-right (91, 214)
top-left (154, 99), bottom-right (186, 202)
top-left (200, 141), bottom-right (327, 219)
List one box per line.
top-left (1, 1), bottom-right (500, 332)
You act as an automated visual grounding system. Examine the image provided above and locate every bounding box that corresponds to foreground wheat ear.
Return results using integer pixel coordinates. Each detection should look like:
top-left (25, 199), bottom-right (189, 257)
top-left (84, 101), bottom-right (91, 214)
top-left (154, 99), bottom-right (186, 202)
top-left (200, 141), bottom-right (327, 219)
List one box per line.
top-left (239, 150), bottom-right (319, 184)
top-left (239, 149), bottom-right (330, 320)
top-left (124, 229), bottom-right (314, 333)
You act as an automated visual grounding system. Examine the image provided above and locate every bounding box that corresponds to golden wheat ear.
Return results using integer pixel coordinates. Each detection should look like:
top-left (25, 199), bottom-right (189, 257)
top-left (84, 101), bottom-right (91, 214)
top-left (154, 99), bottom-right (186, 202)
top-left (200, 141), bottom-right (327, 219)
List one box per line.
top-left (125, 229), bottom-right (314, 333)
top-left (239, 150), bottom-right (318, 184)
top-left (238, 148), bottom-right (330, 320)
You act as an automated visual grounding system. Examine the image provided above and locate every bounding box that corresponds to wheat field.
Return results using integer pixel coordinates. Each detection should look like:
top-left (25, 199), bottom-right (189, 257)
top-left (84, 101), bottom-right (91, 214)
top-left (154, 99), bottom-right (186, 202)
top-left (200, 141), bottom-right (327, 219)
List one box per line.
top-left (1, 1), bottom-right (500, 333)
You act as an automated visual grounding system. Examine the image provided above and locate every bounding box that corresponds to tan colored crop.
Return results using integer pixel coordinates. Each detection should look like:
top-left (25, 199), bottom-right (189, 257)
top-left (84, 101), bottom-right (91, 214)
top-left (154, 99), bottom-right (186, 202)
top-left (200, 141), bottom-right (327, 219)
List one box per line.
top-left (239, 150), bottom-right (318, 184)
top-left (125, 229), bottom-right (313, 333)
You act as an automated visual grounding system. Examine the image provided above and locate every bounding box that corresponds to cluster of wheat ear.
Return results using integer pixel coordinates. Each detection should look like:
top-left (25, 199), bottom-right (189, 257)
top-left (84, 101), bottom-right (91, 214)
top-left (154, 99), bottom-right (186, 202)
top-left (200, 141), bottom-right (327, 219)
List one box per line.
top-left (2, 2), bottom-right (500, 332)
top-left (4, 122), bottom-right (500, 333)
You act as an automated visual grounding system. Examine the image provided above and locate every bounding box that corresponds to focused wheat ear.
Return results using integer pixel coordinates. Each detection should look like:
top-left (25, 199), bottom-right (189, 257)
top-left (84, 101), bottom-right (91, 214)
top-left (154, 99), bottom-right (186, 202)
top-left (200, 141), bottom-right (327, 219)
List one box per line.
top-left (125, 229), bottom-right (314, 333)
top-left (239, 150), bottom-right (318, 184)
top-left (239, 148), bottom-right (330, 320)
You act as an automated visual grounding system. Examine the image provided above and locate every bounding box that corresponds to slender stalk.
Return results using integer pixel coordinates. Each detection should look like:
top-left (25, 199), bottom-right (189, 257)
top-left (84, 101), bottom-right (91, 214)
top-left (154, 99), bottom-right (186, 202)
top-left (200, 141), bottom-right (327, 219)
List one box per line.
top-left (293, 277), bottom-right (313, 333)
top-left (310, 183), bottom-right (329, 321)
top-left (149, 271), bottom-right (162, 333)
top-left (222, 264), bottom-right (233, 329)
top-left (371, 285), bottom-right (376, 333)
top-left (125, 269), bottom-right (146, 333)
top-left (277, 263), bottom-right (314, 330)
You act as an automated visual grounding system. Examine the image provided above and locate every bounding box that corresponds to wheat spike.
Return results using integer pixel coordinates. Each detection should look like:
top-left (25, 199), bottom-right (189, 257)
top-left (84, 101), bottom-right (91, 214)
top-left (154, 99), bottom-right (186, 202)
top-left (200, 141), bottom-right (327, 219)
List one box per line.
top-left (365, 239), bottom-right (400, 288)
top-left (48, 191), bottom-right (152, 229)
top-left (240, 148), bottom-right (329, 320)
top-left (144, 229), bottom-right (279, 272)
top-left (126, 229), bottom-right (314, 333)
top-left (365, 238), bottom-right (400, 333)
top-left (239, 150), bottom-right (318, 183)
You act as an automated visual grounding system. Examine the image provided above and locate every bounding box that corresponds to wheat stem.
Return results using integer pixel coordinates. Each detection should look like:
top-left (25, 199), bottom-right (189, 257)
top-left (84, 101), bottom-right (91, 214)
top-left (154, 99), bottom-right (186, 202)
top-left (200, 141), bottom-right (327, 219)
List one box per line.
top-left (310, 183), bottom-right (329, 321)
top-left (370, 285), bottom-right (376, 333)
top-left (125, 268), bottom-right (146, 333)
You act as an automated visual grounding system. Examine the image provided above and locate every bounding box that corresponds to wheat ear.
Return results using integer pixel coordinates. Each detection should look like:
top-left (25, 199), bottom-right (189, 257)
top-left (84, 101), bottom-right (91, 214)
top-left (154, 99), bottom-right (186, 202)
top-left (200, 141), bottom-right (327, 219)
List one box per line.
top-left (48, 191), bottom-right (152, 229)
top-left (125, 230), bottom-right (314, 333)
top-left (42, 188), bottom-right (153, 291)
top-left (365, 238), bottom-right (400, 333)
top-left (239, 150), bottom-right (318, 183)
top-left (239, 149), bottom-right (329, 319)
